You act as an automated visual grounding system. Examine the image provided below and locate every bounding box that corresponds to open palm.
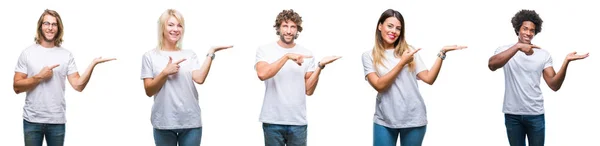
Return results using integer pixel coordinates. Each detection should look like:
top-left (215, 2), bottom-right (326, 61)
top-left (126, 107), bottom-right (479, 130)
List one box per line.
top-left (93, 57), bottom-right (116, 64)
top-left (566, 52), bottom-right (589, 61)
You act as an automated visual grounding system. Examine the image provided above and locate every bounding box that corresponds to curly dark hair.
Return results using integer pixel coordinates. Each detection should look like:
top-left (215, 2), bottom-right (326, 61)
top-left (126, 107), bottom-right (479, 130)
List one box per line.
top-left (511, 9), bottom-right (543, 36)
top-left (273, 9), bottom-right (303, 36)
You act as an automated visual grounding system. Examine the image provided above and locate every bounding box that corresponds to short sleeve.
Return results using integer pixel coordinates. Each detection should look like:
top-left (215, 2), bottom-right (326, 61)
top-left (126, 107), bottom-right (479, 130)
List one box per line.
top-left (141, 53), bottom-right (154, 79)
top-left (544, 54), bottom-right (553, 69)
top-left (413, 52), bottom-right (427, 74)
top-left (362, 51), bottom-right (375, 78)
top-left (190, 52), bottom-right (202, 71)
top-left (255, 47), bottom-right (267, 64)
top-left (67, 53), bottom-right (78, 75)
top-left (15, 51), bottom-right (28, 74)
top-left (494, 45), bottom-right (511, 55)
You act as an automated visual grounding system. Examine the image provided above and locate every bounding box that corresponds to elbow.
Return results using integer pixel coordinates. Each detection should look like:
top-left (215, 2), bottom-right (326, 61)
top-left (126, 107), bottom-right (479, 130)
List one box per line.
top-left (488, 63), bottom-right (498, 71)
top-left (550, 86), bottom-right (560, 92)
top-left (145, 91), bottom-right (153, 97)
top-left (14, 88), bottom-right (22, 94)
top-left (424, 80), bottom-right (434, 85)
top-left (74, 87), bottom-right (84, 92)
top-left (374, 86), bottom-right (388, 93)
top-left (193, 79), bottom-right (205, 85)
top-left (257, 73), bottom-right (268, 81)
top-left (306, 90), bottom-right (314, 96)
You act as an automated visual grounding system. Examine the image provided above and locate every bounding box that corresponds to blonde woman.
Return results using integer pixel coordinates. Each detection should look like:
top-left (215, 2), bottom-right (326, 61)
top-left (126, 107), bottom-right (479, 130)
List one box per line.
top-left (141, 9), bottom-right (232, 146)
top-left (361, 9), bottom-right (466, 146)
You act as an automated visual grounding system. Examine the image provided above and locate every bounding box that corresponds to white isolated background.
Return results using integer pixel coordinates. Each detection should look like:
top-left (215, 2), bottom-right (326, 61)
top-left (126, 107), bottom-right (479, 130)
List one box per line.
top-left (0, 0), bottom-right (598, 145)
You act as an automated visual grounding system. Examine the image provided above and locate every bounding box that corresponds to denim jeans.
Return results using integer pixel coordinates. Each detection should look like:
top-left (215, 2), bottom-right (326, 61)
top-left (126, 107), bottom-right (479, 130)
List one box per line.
top-left (23, 119), bottom-right (65, 146)
top-left (262, 123), bottom-right (307, 146)
top-left (153, 127), bottom-right (202, 146)
top-left (505, 114), bottom-right (545, 146)
top-left (373, 123), bottom-right (427, 146)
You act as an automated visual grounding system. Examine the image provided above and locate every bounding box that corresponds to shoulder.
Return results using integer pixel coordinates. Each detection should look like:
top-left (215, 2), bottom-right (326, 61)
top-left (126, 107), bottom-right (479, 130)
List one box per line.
top-left (362, 49), bottom-right (373, 58)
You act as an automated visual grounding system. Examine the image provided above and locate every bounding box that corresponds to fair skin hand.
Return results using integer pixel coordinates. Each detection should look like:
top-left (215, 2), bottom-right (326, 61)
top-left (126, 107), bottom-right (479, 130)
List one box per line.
top-left (305, 56), bottom-right (342, 95)
top-left (67, 57), bottom-right (116, 92)
top-left (416, 45), bottom-right (467, 85)
top-left (13, 57), bottom-right (116, 94)
top-left (255, 53), bottom-right (313, 81)
top-left (143, 57), bottom-right (186, 97)
top-left (542, 52), bottom-right (589, 91)
top-left (366, 48), bottom-right (420, 92)
top-left (13, 64), bottom-right (59, 94)
top-left (192, 45), bottom-right (233, 84)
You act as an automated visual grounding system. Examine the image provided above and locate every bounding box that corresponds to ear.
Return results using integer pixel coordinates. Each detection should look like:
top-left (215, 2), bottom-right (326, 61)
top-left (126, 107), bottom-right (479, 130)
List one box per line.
top-left (378, 23), bottom-right (383, 31)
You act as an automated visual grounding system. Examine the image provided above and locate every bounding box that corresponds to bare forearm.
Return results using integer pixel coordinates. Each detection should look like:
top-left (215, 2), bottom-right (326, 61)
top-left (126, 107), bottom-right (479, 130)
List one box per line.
top-left (422, 57), bottom-right (443, 85)
top-left (145, 73), bottom-right (168, 97)
top-left (489, 46), bottom-right (519, 71)
top-left (305, 68), bottom-right (322, 96)
top-left (73, 63), bottom-right (97, 92)
top-left (13, 76), bottom-right (42, 94)
top-left (193, 57), bottom-right (213, 84)
top-left (550, 60), bottom-right (570, 91)
top-left (257, 55), bottom-right (288, 81)
top-left (372, 60), bottom-right (408, 92)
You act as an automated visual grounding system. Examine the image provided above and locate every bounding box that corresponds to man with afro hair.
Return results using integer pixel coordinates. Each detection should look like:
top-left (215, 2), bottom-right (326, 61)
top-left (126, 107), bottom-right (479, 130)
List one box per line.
top-left (488, 9), bottom-right (589, 146)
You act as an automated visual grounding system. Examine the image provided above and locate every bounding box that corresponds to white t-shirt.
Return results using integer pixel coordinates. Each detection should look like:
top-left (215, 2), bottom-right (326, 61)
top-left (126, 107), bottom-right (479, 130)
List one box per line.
top-left (15, 44), bottom-right (78, 124)
top-left (495, 44), bottom-right (553, 115)
top-left (141, 49), bottom-right (203, 129)
top-left (362, 49), bottom-right (428, 128)
top-left (255, 42), bottom-right (316, 125)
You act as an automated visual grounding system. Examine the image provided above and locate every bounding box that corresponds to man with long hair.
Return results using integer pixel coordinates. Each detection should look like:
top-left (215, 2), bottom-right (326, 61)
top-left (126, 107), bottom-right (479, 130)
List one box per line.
top-left (13, 9), bottom-right (115, 146)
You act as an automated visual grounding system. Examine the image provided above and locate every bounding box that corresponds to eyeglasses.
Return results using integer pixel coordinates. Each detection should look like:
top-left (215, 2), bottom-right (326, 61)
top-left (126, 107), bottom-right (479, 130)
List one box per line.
top-left (42, 21), bottom-right (58, 27)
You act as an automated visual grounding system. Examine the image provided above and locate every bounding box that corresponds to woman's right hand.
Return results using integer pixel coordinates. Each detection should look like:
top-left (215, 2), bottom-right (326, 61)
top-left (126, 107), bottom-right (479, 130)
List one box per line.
top-left (162, 56), bottom-right (186, 75)
top-left (400, 48), bottom-right (421, 64)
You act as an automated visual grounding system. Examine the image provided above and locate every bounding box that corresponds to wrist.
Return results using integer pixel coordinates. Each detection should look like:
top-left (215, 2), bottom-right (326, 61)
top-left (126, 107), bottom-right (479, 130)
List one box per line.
top-left (437, 50), bottom-right (446, 60)
top-left (318, 62), bottom-right (325, 69)
top-left (206, 53), bottom-right (215, 60)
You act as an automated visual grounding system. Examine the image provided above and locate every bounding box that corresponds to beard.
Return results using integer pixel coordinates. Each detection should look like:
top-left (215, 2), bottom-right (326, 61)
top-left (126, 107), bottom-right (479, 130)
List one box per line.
top-left (42, 33), bottom-right (56, 42)
top-left (279, 34), bottom-right (296, 44)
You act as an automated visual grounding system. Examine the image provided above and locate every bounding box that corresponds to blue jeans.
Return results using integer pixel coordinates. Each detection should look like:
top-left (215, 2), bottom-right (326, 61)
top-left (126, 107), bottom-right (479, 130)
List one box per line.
top-left (373, 123), bottom-right (427, 146)
top-left (23, 119), bottom-right (65, 146)
top-left (262, 123), bottom-right (307, 146)
top-left (505, 114), bottom-right (545, 146)
top-left (153, 127), bottom-right (202, 146)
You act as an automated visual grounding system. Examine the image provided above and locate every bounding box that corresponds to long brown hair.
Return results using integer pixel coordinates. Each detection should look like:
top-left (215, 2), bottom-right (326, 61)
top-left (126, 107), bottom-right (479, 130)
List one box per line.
top-left (35, 9), bottom-right (64, 47)
top-left (372, 9), bottom-right (415, 72)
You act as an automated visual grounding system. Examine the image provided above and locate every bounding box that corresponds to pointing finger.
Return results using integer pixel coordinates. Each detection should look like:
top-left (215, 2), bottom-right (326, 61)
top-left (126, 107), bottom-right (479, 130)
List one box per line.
top-left (174, 58), bottom-right (187, 64)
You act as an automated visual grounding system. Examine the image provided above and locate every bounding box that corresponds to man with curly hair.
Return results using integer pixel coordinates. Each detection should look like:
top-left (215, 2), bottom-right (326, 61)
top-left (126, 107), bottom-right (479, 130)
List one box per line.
top-left (488, 9), bottom-right (589, 146)
top-left (254, 9), bottom-right (341, 146)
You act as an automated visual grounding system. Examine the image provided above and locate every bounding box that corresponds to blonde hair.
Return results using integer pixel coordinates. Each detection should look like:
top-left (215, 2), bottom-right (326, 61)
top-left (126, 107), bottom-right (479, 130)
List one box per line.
top-left (372, 9), bottom-right (415, 73)
top-left (157, 9), bottom-right (185, 50)
top-left (35, 9), bottom-right (64, 47)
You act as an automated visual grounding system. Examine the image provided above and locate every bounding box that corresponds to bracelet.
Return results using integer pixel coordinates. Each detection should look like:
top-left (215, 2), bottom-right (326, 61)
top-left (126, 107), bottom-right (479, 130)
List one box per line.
top-left (318, 62), bottom-right (325, 69)
top-left (206, 53), bottom-right (215, 60)
top-left (437, 50), bottom-right (446, 60)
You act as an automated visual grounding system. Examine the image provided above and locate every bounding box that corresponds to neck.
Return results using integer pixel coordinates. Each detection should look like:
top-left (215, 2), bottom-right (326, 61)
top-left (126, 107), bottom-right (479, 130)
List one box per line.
top-left (277, 40), bottom-right (295, 49)
top-left (383, 43), bottom-right (394, 50)
top-left (40, 41), bottom-right (55, 48)
top-left (162, 41), bottom-right (178, 51)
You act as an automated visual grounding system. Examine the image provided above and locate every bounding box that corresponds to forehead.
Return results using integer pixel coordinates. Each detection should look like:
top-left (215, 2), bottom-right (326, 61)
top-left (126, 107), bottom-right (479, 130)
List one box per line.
top-left (521, 21), bottom-right (536, 28)
top-left (167, 16), bottom-right (180, 24)
top-left (383, 17), bottom-right (401, 26)
top-left (281, 20), bottom-right (297, 26)
top-left (43, 14), bottom-right (57, 22)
